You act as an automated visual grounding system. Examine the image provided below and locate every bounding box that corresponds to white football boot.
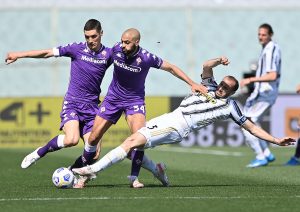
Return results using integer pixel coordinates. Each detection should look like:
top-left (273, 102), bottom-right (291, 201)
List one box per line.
top-left (127, 175), bottom-right (144, 188)
top-left (21, 147), bottom-right (42, 169)
top-left (154, 163), bottom-right (169, 186)
top-left (72, 166), bottom-right (97, 188)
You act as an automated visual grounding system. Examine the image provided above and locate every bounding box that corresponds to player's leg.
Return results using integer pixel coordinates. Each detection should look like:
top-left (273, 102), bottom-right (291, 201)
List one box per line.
top-left (253, 103), bottom-right (275, 162)
top-left (126, 112), bottom-right (146, 187)
top-left (73, 132), bottom-right (147, 177)
top-left (72, 119), bottom-right (180, 185)
top-left (21, 120), bottom-right (80, 169)
top-left (71, 115), bottom-right (113, 170)
top-left (127, 112), bottom-right (178, 187)
top-left (243, 101), bottom-right (272, 167)
top-left (286, 129), bottom-right (300, 165)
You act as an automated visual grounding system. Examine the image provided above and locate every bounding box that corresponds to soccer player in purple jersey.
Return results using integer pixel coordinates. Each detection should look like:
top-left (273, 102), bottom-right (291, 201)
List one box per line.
top-left (5, 19), bottom-right (112, 169)
top-left (72, 57), bottom-right (295, 183)
top-left (71, 28), bottom-right (207, 188)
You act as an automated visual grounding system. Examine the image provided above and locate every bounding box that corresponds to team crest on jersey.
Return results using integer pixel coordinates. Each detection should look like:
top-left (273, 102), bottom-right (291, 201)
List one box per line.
top-left (100, 106), bottom-right (106, 113)
top-left (136, 57), bottom-right (142, 65)
top-left (116, 53), bottom-right (122, 58)
top-left (101, 50), bottom-right (107, 56)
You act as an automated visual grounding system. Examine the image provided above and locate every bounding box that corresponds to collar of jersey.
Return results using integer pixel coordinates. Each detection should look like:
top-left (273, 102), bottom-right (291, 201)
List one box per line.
top-left (85, 43), bottom-right (104, 55)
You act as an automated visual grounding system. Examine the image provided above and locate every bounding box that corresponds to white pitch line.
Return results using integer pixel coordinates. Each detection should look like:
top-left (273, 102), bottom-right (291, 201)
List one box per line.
top-left (154, 146), bottom-right (244, 157)
top-left (1, 196), bottom-right (300, 202)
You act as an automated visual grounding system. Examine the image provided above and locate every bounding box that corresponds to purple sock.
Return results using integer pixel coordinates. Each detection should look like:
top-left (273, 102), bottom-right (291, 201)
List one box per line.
top-left (82, 149), bottom-right (97, 165)
top-left (37, 136), bottom-right (61, 157)
top-left (295, 138), bottom-right (300, 158)
top-left (130, 150), bottom-right (144, 177)
top-left (69, 155), bottom-right (85, 169)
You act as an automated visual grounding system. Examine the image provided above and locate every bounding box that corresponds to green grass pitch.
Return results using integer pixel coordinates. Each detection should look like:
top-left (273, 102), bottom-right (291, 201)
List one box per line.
top-left (0, 146), bottom-right (299, 212)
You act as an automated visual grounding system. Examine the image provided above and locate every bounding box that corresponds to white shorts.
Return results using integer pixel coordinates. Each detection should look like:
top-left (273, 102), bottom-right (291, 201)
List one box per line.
top-left (138, 108), bottom-right (190, 149)
top-left (243, 101), bottom-right (271, 123)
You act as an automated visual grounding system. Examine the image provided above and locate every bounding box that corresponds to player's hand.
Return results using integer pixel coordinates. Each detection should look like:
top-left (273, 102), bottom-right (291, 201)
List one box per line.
top-left (220, 56), bottom-right (230, 66)
top-left (276, 137), bottom-right (296, 146)
top-left (296, 84), bottom-right (300, 94)
top-left (240, 78), bottom-right (251, 87)
top-left (5, 52), bottom-right (18, 65)
top-left (191, 83), bottom-right (208, 94)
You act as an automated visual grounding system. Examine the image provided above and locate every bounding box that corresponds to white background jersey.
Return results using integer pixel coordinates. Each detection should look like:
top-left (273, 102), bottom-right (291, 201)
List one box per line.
top-left (248, 41), bottom-right (281, 104)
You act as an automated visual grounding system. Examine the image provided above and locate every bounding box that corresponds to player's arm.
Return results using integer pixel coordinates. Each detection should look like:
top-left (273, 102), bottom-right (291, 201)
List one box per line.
top-left (160, 60), bottom-right (207, 94)
top-left (241, 119), bottom-right (295, 146)
top-left (5, 49), bottom-right (54, 65)
top-left (202, 56), bottom-right (230, 78)
top-left (296, 84), bottom-right (300, 94)
top-left (240, 71), bottom-right (277, 87)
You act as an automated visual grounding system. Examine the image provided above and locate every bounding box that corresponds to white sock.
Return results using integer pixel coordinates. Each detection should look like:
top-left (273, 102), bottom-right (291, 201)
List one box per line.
top-left (84, 142), bottom-right (97, 153)
top-left (90, 146), bottom-right (127, 173)
top-left (141, 154), bottom-right (157, 174)
top-left (263, 148), bottom-right (271, 157)
top-left (243, 129), bottom-right (264, 159)
top-left (57, 135), bottom-right (65, 148)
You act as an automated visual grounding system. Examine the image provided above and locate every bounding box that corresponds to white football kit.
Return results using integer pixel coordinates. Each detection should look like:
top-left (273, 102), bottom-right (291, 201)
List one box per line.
top-left (138, 77), bottom-right (247, 149)
top-left (244, 40), bottom-right (281, 118)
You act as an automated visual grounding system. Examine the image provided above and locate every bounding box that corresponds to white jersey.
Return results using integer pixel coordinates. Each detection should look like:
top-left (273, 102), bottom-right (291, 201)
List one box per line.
top-left (139, 77), bottom-right (247, 149)
top-left (179, 92), bottom-right (247, 132)
top-left (248, 40), bottom-right (281, 104)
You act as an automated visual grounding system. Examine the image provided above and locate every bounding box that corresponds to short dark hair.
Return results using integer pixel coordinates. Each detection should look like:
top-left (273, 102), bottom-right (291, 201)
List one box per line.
top-left (84, 19), bottom-right (102, 33)
top-left (259, 23), bottom-right (274, 35)
top-left (227, 75), bottom-right (239, 92)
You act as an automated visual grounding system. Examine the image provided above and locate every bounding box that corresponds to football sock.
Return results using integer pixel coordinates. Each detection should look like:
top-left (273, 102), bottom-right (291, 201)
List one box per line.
top-left (90, 146), bottom-right (127, 173)
top-left (263, 148), bottom-right (271, 157)
top-left (37, 135), bottom-right (65, 157)
top-left (130, 149), bottom-right (144, 177)
top-left (243, 129), bottom-right (265, 159)
top-left (82, 142), bottom-right (97, 165)
top-left (141, 154), bottom-right (157, 174)
top-left (69, 155), bottom-right (84, 169)
top-left (294, 138), bottom-right (300, 158)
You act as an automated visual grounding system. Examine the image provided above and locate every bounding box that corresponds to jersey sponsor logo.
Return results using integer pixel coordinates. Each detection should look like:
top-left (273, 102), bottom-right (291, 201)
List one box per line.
top-left (114, 59), bottom-right (142, 73)
top-left (80, 55), bottom-right (107, 64)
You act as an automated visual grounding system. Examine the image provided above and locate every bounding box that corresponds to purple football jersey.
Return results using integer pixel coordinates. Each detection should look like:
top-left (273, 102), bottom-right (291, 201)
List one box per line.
top-left (54, 42), bottom-right (113, 104)
top-left (105, 42), bottom-right (163, 104)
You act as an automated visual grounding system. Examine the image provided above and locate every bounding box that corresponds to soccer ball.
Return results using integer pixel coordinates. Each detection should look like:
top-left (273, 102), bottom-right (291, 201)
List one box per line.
top-left (52, 167), bottom-right (75, 188)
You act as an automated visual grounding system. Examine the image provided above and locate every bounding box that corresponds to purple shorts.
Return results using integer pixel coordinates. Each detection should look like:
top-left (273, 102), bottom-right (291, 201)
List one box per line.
top-left (60, 100), bottom-right (99, 137)
top-left (97, 98), bottom-right (146, 124)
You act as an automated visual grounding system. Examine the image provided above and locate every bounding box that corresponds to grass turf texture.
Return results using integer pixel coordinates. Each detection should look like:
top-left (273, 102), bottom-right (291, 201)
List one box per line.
top-left (0, 146), bottom-right (299, 212)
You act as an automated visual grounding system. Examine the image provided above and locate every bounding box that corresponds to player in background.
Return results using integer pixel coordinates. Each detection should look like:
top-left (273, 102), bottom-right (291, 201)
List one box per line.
top-left (285, 84), bottom-right (300, 165)
top-left (240, 23), bottom-right (282, 168)
top-left (5, 19), bottom-right (111, 169)
top-left (72, 56), bottom-right (295, 184)
top-left (71, 28), bottom-right (207, 188)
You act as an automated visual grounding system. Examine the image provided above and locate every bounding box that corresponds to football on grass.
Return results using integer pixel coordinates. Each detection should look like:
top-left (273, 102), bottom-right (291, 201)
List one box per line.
top-left (52, 167), bottom-right (75, 188)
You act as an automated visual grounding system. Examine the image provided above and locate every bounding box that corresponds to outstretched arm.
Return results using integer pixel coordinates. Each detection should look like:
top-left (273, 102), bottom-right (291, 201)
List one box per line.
top-left (240, 71), bottom-right (277, 87)
top-left (202, 56), bottom-right (230, 79)
top-left (5, 49), bottom-right (54, 65)
top-left (160, 60), bottom-right (207, 94)
top-left (242, 119), bottom-right (295, 146)
top-left (296, 84), bottom-right (300, 94)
